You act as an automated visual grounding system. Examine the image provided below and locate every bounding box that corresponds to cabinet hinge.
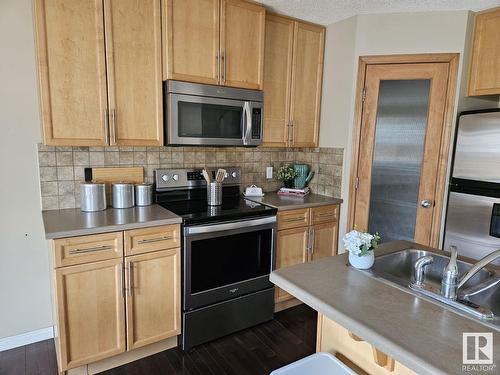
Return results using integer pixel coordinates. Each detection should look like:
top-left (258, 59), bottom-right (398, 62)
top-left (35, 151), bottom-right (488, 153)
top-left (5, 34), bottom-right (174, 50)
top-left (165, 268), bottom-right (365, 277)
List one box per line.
top-left (362, 88), bottom-right (366, 102)
top-left (355, 176), bottom-right (359, 190)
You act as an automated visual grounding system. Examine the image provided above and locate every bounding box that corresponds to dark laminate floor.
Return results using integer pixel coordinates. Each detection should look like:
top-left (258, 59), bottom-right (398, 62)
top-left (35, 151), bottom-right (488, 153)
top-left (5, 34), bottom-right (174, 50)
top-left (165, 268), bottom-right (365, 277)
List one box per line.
top-left (0, 304), bottom-right (316, 375)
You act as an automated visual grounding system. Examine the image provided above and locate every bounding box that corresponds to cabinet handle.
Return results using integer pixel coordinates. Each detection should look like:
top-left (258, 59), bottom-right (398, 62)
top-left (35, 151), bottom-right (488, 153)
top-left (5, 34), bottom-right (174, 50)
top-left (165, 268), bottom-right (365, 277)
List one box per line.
top-left (127, 261), bottom-right (133, 296)
top-left (283, 217), bottom-right (305, 223)
top-left (317, 212), bottom-right (336, 218)
top-left (307, 227), bottom-right (312, 254)
top-left (290, 120), bottom-right (294, 146)
top-left (69, 245), bottom-right (113, 255)
top-left (110, 109), bottom-right (117, 145)
top-left (137, 235), bottom-right (173, 244)
top-left (287, 122), bottom-right (292, 147)
top-left (120, 262), bottom-right (124, 298)
top-left (310, 228), bottom-right (315, 255)
top-left (221, 50), bottom-right (226, 84)
top-left (216, 52), bottom-right (220, 82)
top-left (104, 109), bottom-right (110, 145)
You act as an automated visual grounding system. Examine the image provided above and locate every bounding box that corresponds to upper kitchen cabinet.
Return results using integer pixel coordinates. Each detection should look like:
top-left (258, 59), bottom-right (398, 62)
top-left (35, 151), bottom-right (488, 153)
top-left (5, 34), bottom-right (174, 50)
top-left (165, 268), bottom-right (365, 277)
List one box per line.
top-left (164, 0), bottom-right (265, 89)
top-left (163, 0), bottom-right (220, 84)
top-left (34, 0), bottom-right (109, 146)
top-left (220, 0), bottom-right (265, 89)
top-left (34, 0), bottom-right (163, 146)
top-left (262, 14), bottom-right (325, 147)
top-left (468, 7), bottom-right (500, 96)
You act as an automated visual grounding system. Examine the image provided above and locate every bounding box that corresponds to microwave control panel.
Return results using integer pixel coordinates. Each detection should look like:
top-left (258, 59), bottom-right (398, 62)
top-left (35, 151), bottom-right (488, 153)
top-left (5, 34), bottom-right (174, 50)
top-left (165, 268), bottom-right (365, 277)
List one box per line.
top-left (252, 108), bottom-right (262, 139)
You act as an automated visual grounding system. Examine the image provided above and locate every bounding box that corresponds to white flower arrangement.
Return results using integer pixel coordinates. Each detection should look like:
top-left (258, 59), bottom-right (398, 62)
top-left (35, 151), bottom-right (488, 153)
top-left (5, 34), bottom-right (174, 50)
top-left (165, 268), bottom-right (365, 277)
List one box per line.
top-left (343, 229), bottom-right (381, 257)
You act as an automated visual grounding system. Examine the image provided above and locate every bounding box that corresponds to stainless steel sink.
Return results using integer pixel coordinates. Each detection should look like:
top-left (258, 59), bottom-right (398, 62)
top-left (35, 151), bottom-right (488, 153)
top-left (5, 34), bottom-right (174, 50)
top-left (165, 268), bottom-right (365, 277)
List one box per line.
top-left (357, 248), bottom-right (500, 330)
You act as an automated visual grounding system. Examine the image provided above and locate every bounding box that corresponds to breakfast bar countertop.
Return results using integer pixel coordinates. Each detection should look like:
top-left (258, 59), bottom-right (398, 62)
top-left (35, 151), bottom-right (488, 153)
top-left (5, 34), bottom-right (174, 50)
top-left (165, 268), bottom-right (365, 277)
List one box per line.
top-left (270, 240), bottom-right (500, 375)
top-left (42, 204), bottom-right (182, 239)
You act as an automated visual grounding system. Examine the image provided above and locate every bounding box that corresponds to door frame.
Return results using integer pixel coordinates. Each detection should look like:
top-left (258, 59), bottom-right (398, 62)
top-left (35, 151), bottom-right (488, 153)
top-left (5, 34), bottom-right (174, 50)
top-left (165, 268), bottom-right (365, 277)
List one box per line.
top-left (347, 53), bottom-right (459, 248)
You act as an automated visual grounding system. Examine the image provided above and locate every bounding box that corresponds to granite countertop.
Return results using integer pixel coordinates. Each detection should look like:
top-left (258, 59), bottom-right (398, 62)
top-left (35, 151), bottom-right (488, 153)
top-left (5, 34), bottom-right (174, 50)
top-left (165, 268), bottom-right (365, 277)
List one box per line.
top-left (42, 204), bottom-right (182, 239)
top-left (244, 192), bottom-right (342, 210)
top-left (270, 240), bottom-right (500, 375)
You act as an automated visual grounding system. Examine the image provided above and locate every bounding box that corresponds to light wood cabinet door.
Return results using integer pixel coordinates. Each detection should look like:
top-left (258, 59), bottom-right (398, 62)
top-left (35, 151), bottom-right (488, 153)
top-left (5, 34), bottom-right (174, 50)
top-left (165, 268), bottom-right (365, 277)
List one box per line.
top-left (220, 0), bottom-right (265, 89)
top-left (104, 0), bottom-right (163, 146)
top-left (275, 227), bottom-right (309, 303)
top-left (290, 22), bottom-right (325, 147)
top-left (34, 0), bottom-right (109, 146)
top-left (125, 248), bottom-right (181, 350)
top-left (262, 14), bottom-right (294, 147)
top-left (164, 0), bottom-right (220, 84)
top-left (310, 222), bottom-right (337, 261)
top-left (468, 8), bottom-right (500, 96)
top-left (55, 259), bottom-right (125, 370)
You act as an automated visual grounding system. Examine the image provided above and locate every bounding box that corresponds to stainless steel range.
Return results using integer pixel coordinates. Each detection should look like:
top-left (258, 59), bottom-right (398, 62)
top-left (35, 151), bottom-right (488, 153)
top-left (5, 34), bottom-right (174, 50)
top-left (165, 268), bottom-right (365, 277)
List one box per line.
top-left (154, 167), bottom-right (277, 350)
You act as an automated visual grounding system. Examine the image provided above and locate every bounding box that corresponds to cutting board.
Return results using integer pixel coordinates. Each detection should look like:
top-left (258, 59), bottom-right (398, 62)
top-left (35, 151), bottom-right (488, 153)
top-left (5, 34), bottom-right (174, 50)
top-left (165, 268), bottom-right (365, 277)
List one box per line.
top-left (84, 167), bottom-right (144, 203)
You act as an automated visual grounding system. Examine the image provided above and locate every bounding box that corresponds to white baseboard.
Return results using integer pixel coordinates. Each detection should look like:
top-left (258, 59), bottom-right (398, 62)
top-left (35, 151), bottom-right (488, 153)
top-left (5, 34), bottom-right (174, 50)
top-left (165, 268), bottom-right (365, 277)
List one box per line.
top-left (0, 327), bottom-right (54, 352)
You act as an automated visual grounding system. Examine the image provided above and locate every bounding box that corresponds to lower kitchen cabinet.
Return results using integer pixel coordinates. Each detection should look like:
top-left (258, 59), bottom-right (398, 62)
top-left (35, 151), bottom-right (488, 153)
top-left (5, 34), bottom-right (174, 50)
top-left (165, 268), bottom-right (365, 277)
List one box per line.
top-left (125, 248), bottom-right (181, 350)
top-left (275, 227), bottom-right (309, 303)
top-left (50, 226), bottom-right (181, 372)
top-left (274, 205), bottom-right (339, 306)
top-left (317, 313), bottom-right (416, 375)
top-left (54, 259), bottom-right (126, 370)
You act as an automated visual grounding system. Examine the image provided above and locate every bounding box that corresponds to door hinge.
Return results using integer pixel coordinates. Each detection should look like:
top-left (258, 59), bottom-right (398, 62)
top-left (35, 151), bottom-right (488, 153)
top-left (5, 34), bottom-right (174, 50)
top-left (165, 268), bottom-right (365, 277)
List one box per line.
top-left (362, 88), bottom-right (366, 102)
top-left (355, 176), bottom-right (359, 190)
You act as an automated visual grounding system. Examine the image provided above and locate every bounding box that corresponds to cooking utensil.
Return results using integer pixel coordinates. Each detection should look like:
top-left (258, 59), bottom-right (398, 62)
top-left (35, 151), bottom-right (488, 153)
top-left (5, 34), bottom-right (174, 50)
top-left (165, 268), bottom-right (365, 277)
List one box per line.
top-left (80, 183), bottom-right (106, 212)
top-left (112, 183), bottom-right (135, 208)
top-left (202, 169), bottom-right (211, 183)
top-left (216, 169), bottom-right (226, 182)
top-left (135, 183), bottom-right (153, 206)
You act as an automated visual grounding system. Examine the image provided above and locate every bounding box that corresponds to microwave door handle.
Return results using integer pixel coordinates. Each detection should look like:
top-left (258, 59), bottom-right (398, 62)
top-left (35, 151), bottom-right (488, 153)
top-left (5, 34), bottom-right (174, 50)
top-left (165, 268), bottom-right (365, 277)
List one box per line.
top-left (243, 102), bottom-right (251, 145)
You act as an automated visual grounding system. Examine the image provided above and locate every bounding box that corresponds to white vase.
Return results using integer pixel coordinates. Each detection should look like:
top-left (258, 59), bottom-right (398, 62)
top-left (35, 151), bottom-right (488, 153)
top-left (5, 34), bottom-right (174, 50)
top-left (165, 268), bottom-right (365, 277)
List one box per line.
top-left (349, 251), bottom-right (375, 269)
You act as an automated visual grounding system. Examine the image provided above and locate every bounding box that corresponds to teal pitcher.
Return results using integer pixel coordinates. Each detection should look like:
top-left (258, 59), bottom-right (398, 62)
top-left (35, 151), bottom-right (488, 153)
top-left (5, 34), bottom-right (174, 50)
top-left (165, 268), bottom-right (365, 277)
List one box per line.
top-left (293, 164), bottom-right (314, 189)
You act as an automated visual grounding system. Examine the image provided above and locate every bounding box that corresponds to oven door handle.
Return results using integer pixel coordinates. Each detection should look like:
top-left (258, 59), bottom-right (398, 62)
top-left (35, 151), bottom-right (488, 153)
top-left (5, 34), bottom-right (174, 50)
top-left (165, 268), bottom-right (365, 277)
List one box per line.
top-left (185, 216), bottom-right (276, 235)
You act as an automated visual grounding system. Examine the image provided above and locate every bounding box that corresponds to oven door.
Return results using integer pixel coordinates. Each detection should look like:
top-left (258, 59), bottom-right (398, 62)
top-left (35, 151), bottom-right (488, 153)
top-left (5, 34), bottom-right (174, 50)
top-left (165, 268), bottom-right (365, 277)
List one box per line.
top-left (168, 93), bottom-right (247, 146)
top-left (183, 216), bottom-right (276, 310)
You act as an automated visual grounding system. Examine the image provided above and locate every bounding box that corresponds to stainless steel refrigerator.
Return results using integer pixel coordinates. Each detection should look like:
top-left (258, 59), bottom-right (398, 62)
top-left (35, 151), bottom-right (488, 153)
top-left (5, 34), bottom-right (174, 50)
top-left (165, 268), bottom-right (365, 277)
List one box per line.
top-left (443, 109), bottom-right (500, 263)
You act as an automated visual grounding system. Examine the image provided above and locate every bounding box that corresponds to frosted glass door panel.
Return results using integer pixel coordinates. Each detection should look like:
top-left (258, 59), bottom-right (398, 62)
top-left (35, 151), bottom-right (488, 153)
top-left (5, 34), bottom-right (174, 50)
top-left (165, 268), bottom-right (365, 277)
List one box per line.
top-left (367, 80), bottom-right (430, 242)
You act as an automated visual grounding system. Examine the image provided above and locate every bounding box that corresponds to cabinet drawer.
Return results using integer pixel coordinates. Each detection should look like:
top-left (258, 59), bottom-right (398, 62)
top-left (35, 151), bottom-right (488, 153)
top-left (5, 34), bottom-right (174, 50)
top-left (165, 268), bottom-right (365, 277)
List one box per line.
top-left (278, 208), bottom-right (310, 230)
top-left (53, 232), bottom-right (123, 268)
top-left (124, 224), bottom-right (180, 256)
top-left (311, 205), bottom-right (338, 224)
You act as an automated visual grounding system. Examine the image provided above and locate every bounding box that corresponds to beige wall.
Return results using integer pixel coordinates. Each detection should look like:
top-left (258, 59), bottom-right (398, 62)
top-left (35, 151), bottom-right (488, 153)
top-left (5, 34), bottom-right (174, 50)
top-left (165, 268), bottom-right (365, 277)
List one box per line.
top-left (0, 0), bottom-right (53, 339)
top-left (319, 10), bottom-right (499, 251)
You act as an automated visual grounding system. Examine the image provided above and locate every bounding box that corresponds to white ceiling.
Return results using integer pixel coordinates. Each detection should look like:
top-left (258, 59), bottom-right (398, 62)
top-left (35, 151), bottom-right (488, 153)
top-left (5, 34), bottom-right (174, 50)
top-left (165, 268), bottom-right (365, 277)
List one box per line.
top-left (258, 0), bottom-right (500, 25)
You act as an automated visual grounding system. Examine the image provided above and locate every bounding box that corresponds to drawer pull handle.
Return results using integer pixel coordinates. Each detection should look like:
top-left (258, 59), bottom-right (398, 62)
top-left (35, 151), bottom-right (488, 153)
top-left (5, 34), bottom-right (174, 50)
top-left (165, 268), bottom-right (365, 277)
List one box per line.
top-left (137, 236), bottom-right (173, 244)
top-left (283, 217), bottom-right (305, 222)
top-left (317, 212), bottom-right (335, 218)
top-left (69, 245), bottom-right (113, 255)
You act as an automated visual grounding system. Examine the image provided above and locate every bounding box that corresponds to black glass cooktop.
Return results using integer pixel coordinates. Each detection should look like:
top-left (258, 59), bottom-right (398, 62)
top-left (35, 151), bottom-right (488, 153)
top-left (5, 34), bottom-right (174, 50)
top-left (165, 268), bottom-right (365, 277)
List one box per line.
top-left (155, 186), bottom-right (276, 225)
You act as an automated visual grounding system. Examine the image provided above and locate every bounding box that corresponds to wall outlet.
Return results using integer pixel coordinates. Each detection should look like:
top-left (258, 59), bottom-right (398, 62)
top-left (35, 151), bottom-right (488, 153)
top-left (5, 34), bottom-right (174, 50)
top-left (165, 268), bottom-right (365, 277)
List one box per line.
top-left (266, 166), bottom-right (273, 179)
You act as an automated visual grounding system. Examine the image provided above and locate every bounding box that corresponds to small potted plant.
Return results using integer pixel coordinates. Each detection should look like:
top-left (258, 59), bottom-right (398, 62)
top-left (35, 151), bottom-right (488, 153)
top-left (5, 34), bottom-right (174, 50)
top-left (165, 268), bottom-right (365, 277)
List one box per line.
top-left (343, 229), bottom-right (381, 269)
top-left (276, 165), bottom-right (298, 188)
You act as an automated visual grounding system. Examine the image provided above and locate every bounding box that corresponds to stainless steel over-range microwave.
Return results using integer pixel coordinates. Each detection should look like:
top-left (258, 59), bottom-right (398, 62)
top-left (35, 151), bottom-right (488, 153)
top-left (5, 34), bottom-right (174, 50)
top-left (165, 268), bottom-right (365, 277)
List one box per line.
top-left (164, 80), bottom-right (263, 146)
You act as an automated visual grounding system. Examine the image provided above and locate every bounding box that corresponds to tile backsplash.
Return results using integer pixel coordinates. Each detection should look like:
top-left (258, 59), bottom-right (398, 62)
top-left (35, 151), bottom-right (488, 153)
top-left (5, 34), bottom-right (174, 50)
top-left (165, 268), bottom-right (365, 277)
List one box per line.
top-left (37, 144), bottom-right (343, 210)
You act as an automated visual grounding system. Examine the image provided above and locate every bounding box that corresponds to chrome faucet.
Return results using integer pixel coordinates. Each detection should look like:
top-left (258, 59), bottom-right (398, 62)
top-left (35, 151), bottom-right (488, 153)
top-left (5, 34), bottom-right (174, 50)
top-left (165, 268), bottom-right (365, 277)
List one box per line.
top-left (441, 246), bottom-right (500, 300)
top-left (413, 255), bottom-right (433, 286)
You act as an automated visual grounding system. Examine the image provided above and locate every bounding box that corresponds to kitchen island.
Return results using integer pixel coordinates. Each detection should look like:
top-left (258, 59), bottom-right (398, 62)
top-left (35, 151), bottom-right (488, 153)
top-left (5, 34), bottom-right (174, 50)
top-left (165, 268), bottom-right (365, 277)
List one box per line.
top-left (270, 240), bottom-right (500, 375)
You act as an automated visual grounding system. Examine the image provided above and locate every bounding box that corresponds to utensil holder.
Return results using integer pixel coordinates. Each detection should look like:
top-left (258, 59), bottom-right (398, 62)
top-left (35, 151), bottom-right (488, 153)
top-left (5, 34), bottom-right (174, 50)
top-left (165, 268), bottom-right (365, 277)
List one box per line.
top-left (207, 182), bottom-right (222, 206)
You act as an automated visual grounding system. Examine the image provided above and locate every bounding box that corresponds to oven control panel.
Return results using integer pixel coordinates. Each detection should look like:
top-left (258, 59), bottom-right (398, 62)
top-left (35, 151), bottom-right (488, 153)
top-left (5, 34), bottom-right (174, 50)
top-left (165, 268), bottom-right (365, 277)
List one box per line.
top-left (155, 167), bottom-right (241, 190)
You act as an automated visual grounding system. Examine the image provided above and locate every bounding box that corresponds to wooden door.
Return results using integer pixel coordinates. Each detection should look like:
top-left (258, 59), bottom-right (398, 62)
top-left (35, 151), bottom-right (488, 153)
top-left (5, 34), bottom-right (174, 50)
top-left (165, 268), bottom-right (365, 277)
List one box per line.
top-left (164, 0), bottom-right (220, 84)
top-left (262, 14), bottom-right (294, 147)
top-left (468, 8), bottom-right (500, 96)
top-left (289, 21), bottom-right (324, 147)
top-left (310, 222), bottom-right (337, 261)
top-left (104, 0), bottom-right (163, 146)
top-left (34, 0), bottom-right (109, 146)
top-left (125, 249), bottom-right (181, 350)
top-left (352, 63), bottom-right (451, 246)
top-left (220, 0), bottom-right (265, 89)
top-left (275, 227), bottom-right (309, 303)
top-left (55, 259), bottom-right (125, 370)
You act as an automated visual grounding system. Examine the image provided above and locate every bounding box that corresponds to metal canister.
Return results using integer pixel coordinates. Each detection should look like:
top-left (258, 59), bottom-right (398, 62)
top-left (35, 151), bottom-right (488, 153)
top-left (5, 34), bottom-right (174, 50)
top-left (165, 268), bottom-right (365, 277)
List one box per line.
top-left (207, 182), bottom-right (222, 206)
top-left (112, 183), bottom-right (135, 209)
top-left (135, 183), bottom-right (153, 206)
top-left (80, 183), bottom-right (106, 212)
